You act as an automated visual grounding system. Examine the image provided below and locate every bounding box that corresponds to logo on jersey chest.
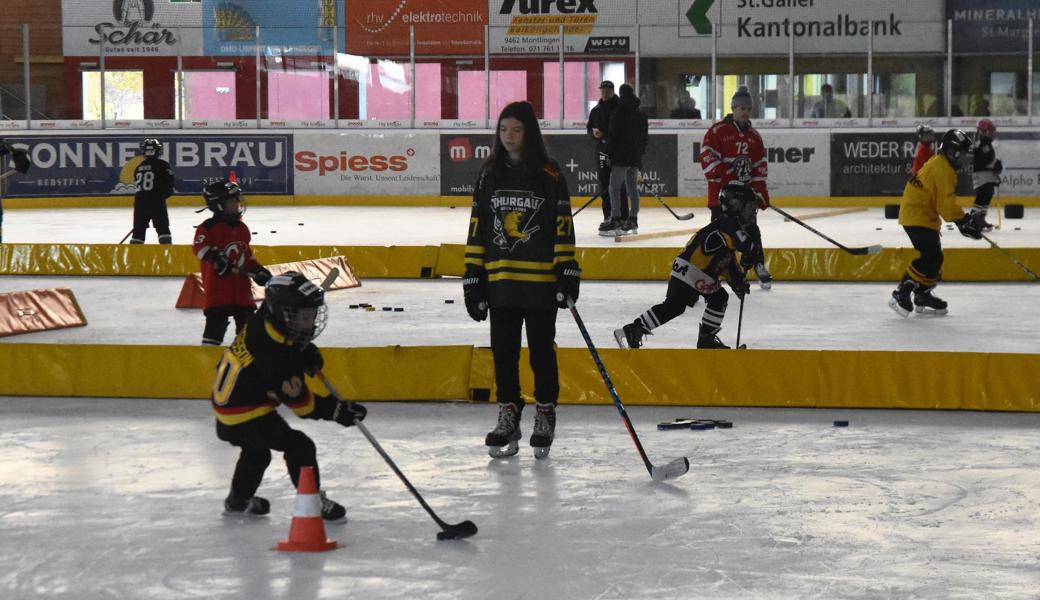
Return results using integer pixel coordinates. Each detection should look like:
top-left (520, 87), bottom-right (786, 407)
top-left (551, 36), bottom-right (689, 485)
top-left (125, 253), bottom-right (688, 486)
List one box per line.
top-left (491, 190), bottom-right (545, 251)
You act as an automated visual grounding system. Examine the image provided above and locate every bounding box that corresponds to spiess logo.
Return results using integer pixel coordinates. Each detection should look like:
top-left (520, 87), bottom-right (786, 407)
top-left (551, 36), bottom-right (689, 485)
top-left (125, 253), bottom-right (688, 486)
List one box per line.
top-left (295, 149), bottom-right (413, 175)
top-left (448, 138), bottom-right (491, 163)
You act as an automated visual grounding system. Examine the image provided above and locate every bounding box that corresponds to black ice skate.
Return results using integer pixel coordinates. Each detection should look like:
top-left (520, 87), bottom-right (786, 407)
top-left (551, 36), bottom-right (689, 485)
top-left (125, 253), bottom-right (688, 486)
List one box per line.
top-left (598, 218), bottom-right (624, 237)
top-left (614, 320), bottom-right (651, 349)
top-left (224, 492), bottom-right (270, 517)
top-left (754, 263), bottom-right (773, 290)
top-left (621, 217), bottom-right (638, 235)
top-left (530, 402), bottom-right (556, 459)
top-left (486, 403), bottom-right (522, 458)
top-left (888, 279), bottom-right (918, 318)
top-left (319, 491), bottom-right (348, 523)
top-left (913, 288), bottom-right (948, 316)
top-left (697, 324), bottom-right (731, 349)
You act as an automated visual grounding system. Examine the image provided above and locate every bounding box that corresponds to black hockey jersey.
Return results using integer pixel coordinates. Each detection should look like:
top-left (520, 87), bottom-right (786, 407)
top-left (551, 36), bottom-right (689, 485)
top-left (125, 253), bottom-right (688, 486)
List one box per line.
top-left (464, 161), bottom-right (576, 309)
top-left (134, 156), bottom-right (175, 202)
top-left (971, 138), bottom-right (1001, 190)
top-left (671, 216), bottom-right (755, 295)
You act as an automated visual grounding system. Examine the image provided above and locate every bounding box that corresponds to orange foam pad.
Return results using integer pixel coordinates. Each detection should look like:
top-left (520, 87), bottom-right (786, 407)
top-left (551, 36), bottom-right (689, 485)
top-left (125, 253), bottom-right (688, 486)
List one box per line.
top-left (0, 288), bottom-right (87, 337)
top-left (175, 255), bottom-right (360, 309)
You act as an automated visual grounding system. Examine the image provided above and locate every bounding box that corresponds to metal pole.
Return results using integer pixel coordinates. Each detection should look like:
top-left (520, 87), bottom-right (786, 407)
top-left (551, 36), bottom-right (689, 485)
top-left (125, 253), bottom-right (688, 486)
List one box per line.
top-left (710, 7), bottom-right (717, 119)
top-left (1029, 18), bottom-right (1034, 125)
top-left (559, 24), bottom-right (564, 129)
top-left (176, 26), bottom-right (184, 128)
top-left (100, 30), bottom-right (107, 128)
top-left (333, 24), bottom-right (339, 127)
top-left (946, 18), bottom-right (952, 125)
top-left (867, 25), bottom-right (873, 125)
top-left (788, 33), bottom-right (794, 125)
top-left (410, 25), bottom-right (416, 128)
top-left (634, 25), bottom-right (640, 95)
top-left (255, 25), bottom-right (261, 127)
top-left (21, 24), bottom-right (30, 128)
top-left (484, 25), bottom-right (490, 128)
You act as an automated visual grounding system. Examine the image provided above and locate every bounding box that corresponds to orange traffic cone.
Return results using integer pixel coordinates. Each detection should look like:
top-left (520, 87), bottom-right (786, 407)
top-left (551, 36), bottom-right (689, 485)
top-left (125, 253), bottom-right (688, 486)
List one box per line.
top-left (275, 466), bottom-right (338, 552)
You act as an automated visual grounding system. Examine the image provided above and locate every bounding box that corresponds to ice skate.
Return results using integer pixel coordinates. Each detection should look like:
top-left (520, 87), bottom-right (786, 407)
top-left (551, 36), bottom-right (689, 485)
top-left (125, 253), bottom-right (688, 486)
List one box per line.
top-left (319, 491), bottom-right (348, 523)
top-left (224, 492), bottom-right (270, 517)
top-left (614, 319), bottom-right (651, 349)
top-left (598, 218), bottom-right (624, 237)
top-left (621, 217), bottom-right (638, 235)
top-left (971, 210), bottom-right (995, 233)
top-left (530, 403), bottom-right (556, 459)
top-left (697, 324), bottom-right (730, 349)
top-left (913, 288), bottom-right (948, 316)
top-left (754, 263), bottom-right (773, 290)
top-left (486, 403), bottom-right (522, 458)
top-left (888, 279), bottom-right (917, 318)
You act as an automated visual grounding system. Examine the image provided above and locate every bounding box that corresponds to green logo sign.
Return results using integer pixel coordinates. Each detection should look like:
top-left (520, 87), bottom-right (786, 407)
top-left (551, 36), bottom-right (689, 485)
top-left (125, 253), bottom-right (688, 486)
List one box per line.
top-left (686, 0), bottom-right (714, 35)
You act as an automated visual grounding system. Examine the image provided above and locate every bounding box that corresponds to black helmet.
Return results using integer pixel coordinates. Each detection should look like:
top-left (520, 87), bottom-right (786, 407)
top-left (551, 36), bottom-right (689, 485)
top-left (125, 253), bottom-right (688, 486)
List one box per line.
top-left (141, 138), bottom-right (162, 157)
top-left (939, 129), bottom-right (971, 166)
top-left (203, 179), bottom-right (244, 219)
top-left (263, 271), bottom-right (328, 346)
top-left (719, 182), bottom-right (757, 225)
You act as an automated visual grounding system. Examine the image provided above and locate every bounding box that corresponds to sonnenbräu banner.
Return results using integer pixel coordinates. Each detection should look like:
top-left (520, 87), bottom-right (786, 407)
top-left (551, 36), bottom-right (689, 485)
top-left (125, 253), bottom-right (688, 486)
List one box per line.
top-left (2, 134), bottom-right (292, 197)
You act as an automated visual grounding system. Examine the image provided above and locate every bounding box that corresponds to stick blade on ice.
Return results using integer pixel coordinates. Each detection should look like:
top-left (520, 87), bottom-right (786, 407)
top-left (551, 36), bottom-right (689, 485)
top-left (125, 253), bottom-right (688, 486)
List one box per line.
top-left (650, 457), bottom-right (690, 482)
top-left (436, 520), bottom-right (478, 540)
top-left (866, 245), bottom-right (883, 255)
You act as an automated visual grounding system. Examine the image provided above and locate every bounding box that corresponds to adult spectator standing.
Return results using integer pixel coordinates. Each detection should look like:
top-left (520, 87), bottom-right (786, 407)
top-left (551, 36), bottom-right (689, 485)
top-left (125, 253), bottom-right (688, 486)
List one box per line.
top-left (699, 86), bottom-right (772, 289)
top-left (810, 83), bottom-right (852, 119)
top-left (670, 89), bottom-right (702, 119)
top-left (586, 80), bottom-right (627, 234)
top-left (605, 83), bottom-right (649, 235)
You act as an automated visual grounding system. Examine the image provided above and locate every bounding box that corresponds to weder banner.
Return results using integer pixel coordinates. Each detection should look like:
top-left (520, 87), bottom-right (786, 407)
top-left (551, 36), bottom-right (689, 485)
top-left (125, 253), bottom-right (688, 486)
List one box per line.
top-left (829, 131), bottom-right (972, 197)
top-left (345, 0), bottom-right (487, 56)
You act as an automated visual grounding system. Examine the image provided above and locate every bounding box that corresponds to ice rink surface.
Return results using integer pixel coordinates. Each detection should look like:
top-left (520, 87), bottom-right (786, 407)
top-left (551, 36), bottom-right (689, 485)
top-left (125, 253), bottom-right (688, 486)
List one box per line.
top-left (2, 205), bottom-right (1039, 599)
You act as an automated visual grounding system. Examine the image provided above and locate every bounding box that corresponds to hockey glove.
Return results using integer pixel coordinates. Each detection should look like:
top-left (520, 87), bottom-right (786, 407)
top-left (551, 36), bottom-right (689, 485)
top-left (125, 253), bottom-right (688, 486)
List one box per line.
top-left (754, 190), bottom-right (770, 210)
top-left (729, 267), bottom-right (750, 300)
top-left (462, 266), bottom-right (488, 322)
top-left (300, 343), bottom-right (323, 376)
top-left (739, 244), bottom-right (763, 271)
top-left (554, 260), bottom-right (581, 308)
top-left (249, 265), bottom-right (273, 286)
top-left (955, 214), bottom-right (983, 240)
top-left (332, 400), bottom-right (367, 427)
top-left (993, 160), bottom-right (1003, 176)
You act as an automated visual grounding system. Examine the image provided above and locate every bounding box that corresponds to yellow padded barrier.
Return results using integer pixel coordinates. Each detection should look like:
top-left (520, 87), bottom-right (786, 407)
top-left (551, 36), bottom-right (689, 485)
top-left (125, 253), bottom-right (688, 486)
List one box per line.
top-left (1, 344), bottom-right (1037, 411)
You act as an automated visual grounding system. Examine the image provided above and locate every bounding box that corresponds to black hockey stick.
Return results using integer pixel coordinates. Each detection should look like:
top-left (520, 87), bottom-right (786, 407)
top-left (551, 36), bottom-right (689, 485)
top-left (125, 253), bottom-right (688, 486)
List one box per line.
top-left (735, 273), bottom-right (748, 350)
top-left (119, 229), bottom-right (133, 244)
top-left (980, 233), bottom-right (1039, 280)
top-left (317, 372), bottom-right (478, 540)
top-left (566, 296), bottom-right (689, 482)
top-left (571, 191), bottom-right (602, 218)
top-left (769, 205), bottom-right (882, 255)
top-left (655, 194), bottom-right (695, 221)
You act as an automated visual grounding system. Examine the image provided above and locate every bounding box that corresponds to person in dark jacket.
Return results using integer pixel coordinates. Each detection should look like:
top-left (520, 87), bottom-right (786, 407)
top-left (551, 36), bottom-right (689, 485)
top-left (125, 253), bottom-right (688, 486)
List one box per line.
top-left (463, 100), bottom-right (580, 460)
top-left (586, 80), bottom-right (627, 234)
top-left (604, 83), bottom-right (649, 235)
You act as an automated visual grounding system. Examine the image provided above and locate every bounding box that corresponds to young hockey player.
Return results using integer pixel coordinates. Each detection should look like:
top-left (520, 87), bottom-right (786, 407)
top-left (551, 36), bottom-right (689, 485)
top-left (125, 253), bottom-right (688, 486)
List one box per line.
top-left (970, 119), bottom-right (1003, 232)
top-left (212, 270), bottom-right (367, 519)
top-left (129, 138), bottom-right (176, 244)
top-left (889, 129), bottom-right (982, 317)
top-left (614, 182), bottom-right (758, 350)
top-left (700, 86), bottom-right (772, 289)
top-left (193, 179), bottom-right (272, 345)
top-left (463, 100), bottom-right (579, 459)
top-left (911, 125), bottom-right (935, 175)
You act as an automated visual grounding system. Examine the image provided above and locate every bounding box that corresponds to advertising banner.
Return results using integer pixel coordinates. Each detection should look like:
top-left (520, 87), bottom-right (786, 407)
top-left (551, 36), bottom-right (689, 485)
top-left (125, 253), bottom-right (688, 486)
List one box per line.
top-left (489, 0), bottom-right (636, 54)
top-left (345, 0), bottom-right (487, 56)
top-left (677, 130), bottom-right (830, 198)
top-left (293, 132), bottom-right (440, 196)
top-left (203, 0), bottom-right (342, 56)
top-left (440, 131), bottom-right (677, 198)
top-left (830, 131), bottom-right (972, 197)
top-left (62, 0), bottom-right (204, 56)
top-left (639, 0), bottom-right (944, 57)
top-left (2, 134), bottom-right (292, 197)
top-left (949, 0), bottom-right (1040, 54)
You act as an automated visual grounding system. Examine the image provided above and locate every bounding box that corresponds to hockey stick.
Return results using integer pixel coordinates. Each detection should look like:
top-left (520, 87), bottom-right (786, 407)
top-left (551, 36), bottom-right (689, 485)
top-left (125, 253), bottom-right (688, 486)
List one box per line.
top-left (614, 227), bottom-right (698, 243)
top-left (318, 267), bottom-right (340, 291)
top-left (0, 167), bottom-right (17, 181)
top-left (119, 229), bottom-right (133, 244)
top-left (782, 206), bottom-right (867, 221)
top-left (769, 205), bottom-right (882, 255)
top-left (655, 194), bottom-right (695, 221)
top-left (980, 233), bottom-right (1039, 280)
top-left (571, 191), bottom-right (602, 218)
top-left (735, 272), bottom-right (748, 350)
top-left (565, 296), bottom-right (690, 482)
top-left (317, 372), bottom-right (478, 540)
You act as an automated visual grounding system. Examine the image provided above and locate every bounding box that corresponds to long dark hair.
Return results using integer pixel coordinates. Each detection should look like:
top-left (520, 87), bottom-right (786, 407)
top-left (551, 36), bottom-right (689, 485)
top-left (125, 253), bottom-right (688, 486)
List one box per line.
top-left (484, 101), bottom-right (551, 178)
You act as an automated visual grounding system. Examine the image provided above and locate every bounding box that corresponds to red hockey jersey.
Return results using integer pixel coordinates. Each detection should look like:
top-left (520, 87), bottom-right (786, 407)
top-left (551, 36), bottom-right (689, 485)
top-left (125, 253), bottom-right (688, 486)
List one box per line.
top-left (699, 115), bottom-right (769, 208)
top-left (912, 142), bottom-right (934, 175)
top-left (192, 217), bottom-right (260, 309)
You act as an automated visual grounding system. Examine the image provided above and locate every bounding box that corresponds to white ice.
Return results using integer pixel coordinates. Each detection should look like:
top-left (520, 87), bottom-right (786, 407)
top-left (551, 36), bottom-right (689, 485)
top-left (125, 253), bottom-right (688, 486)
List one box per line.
top-left (1, 205), bottom-right (1039, 599)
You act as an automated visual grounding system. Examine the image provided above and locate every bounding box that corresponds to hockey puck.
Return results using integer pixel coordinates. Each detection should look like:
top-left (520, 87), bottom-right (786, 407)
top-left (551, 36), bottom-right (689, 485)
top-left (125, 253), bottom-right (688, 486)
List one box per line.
top-left (445, 299), bottom-right (455, 304)
top-left (1015, 227), bottom-right (1021, 231)
top-left (251, 231), bottom-right (258, 234)
top-left (298, 223), bottom-right (304, 226)
top-left (690, 423), bottom-right (712, 431)
top-left (875, 227), bottom-right (882, 231)
top-left (349, 304), bottom-right (359, 309)
top-left (270, 230), bottom-right (277, 234)
top-left (365, 307), bottom-right (376, 312)
top-left (382, 307), bottom-right (392, 311)
top-left (394, 307), bottom-right (404, 312)
top-left (833, 420), bottom-right (849, 427)
top-left (715, 420), bottom-right (733, 429)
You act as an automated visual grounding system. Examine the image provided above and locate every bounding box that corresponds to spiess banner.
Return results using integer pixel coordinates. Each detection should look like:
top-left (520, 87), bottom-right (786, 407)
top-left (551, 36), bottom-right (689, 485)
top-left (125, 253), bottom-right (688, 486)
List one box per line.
top-left (293, 132), bottom-right (440, 196)
top-left (2, 135), bottom-right (292, 197)
top-left (440, 132), bottom-right (677, 198)
top-left (345, 0), bottom-right (487, 56)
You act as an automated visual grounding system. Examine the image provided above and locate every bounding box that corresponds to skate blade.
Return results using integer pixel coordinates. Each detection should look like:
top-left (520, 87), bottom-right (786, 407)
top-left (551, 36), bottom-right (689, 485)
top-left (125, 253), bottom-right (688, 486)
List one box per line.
top-left (914, 306), bottom-right (948, 316)
top-left (533, 446), bottom-right (551, 460)
top-left (488, 441), bottom-right (519, 458)
top-left (888, 297), bottom-right (910, 318)
top-left (613, 328), bottom-right (628, 349)
top-left (759, 281), bottom-right (772, 290)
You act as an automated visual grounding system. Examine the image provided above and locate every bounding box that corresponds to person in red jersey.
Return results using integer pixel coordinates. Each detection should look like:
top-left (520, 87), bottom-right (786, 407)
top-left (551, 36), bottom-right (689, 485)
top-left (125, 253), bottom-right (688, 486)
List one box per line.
top-left (192, 179), bottom-right (272, 346)
top-left (699, 86), bottom-right (772, 289)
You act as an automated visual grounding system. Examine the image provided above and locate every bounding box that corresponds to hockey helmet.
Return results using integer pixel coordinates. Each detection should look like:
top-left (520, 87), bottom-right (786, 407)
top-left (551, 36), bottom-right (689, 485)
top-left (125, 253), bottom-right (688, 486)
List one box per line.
top-left (915, 124), bottom-right (935, 143)
top-left (976, 118), bottom-right (996, 139)
top-left (939, 129), bottom-right (972, 166)
top-left (141, 138), bottom-right (162, 157)
top-left (263, 271), bottom-right (328, 345)
top-left (203, 179), bottom-right (245, 219)
top-left (719, 182), bottom-right (757, 225)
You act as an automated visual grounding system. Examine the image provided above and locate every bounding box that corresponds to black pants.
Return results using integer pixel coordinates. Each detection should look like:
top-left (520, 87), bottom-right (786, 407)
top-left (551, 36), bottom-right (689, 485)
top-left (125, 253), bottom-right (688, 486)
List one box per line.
top-left (974, 182), bottom-right (996, 209)
top-left (131, 197), bottom-right (171, 244)
top-left (216, 411), bottom-right (319, 499)
top-left (490, 306), bottom-right (559, 408)
top-left (711, 205), bottom-right (763, 255)
top-left (639, 277), bottom-right (729, 335)
top-left (597, 148), bottom-right (628, 221)
top-left (203, 305), bottom-right (254, 346)
top-left (902, 225), bottom-right (943, 288)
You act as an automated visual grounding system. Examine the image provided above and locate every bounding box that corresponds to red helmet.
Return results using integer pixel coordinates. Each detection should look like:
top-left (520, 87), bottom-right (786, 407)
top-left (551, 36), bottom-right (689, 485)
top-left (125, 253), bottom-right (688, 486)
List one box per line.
top-left (976, 119), bottom-right (996, 138)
